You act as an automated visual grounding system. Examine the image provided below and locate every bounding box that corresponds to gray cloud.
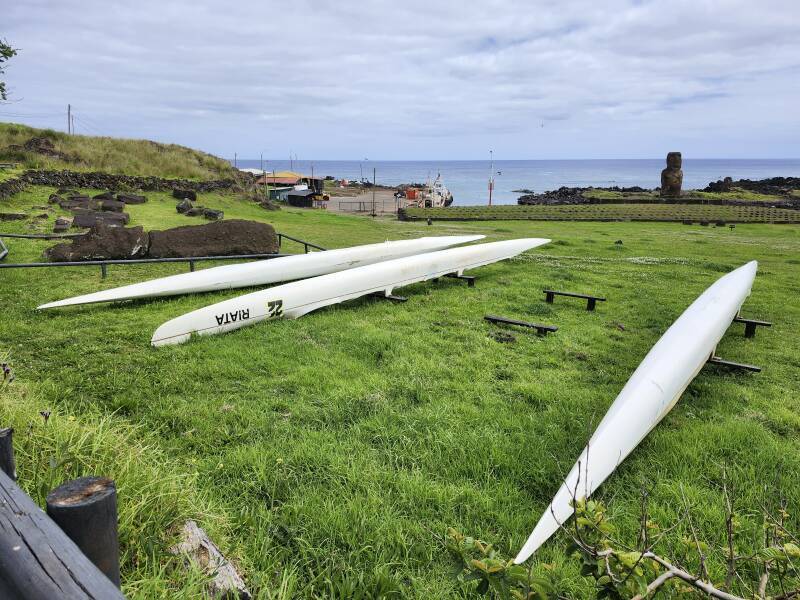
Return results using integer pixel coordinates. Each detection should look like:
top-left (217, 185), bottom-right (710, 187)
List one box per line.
top-left (2, 0), bottom-right (798, 159)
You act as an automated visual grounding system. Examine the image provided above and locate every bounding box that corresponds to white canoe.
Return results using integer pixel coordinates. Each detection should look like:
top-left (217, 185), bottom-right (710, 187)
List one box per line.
top-left (152, 238), bottom-right (550, 346)
top-left (514, 260), bottom-right (758, 563)
top-left (37, 236), bottom-right (484, 310)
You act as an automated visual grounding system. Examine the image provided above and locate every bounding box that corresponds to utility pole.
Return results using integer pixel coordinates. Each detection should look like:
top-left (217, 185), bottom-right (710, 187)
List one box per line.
top-left (488, 150), bottom-right (494, 206)
top-left (234, 153), bottom-right (237, 168)
top-left (371, 167), bottom-right (376, 217)
top-left (260, 153), bottom-right (263, 173)
top-left (67, 104), bottom-right (71, 134)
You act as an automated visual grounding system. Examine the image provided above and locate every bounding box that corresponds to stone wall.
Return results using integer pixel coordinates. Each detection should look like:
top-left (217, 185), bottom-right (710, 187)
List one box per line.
top-left (1, 169), bottom-right (251, 204)
top-left (0, 177), bottom-right (26, 201)
top-left (21, 170), bottom-right (244, 193)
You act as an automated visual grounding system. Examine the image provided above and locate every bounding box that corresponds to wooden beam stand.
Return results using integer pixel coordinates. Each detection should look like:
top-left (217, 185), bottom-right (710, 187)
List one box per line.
top-left (543, 289), bottom-right (606, 311)
top-left (445, 273), bottom-right (476, 287)
top-left (0, 428), bottom-right (16, 480)
top-left (733, 316), bottom-right (772, 339)
top-left (484, 314), bottom-right (558, 336)
top-left (0, 469), bottom-right (124, 599)
top-left (369, 292), bottom-right (408, 303)
top-left (707, 356), bottom-right (762, 373)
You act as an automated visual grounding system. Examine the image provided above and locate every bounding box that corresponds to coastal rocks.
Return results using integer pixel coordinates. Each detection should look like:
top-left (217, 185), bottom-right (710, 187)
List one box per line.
top-left (147, 220), bottom-right (279, 258)
top-left (705, 177), bottom-right (733, 193)
top-left (660, 152), bottom-right (683, 197)
top-left (45, 223), bottom-right (149, 261)
top-left (703, 176), bottom-right (800, 197)
top-left (518, 187), bottom-right (588, 205)
top-left (172, 189), bottom-right (197, 201)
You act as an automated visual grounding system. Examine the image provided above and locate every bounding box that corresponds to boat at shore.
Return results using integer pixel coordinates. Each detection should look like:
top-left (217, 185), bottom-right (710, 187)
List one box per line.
top-left (514, 261), bottom-right (758, 563)
top-left (404, 173), bottom-right (453, 208)
top-left (37, 236), bottom-right (484, 309)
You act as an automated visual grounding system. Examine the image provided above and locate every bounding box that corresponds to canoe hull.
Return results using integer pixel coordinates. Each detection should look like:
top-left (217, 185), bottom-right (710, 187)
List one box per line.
top-left (151, 238), bottom-right (550, 346)
top-left (514, 260), bottom-right (758, 563)
top-left (37, 235), bottom-right (485, 309)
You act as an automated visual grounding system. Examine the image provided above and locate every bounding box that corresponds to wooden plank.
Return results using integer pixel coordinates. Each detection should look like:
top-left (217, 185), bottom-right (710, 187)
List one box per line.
top-left (484, 315), bottom-right (557, 335)
top-left (0, 469), bottom-right (125, 599)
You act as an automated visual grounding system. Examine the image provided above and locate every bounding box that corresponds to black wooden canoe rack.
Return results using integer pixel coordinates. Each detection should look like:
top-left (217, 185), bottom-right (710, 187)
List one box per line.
top-left (733, 315), bottom-right (772, 338)
top-left (543, 289), bottom-right (606, 311)
top-left (484, 314), bottom-right (558, 336)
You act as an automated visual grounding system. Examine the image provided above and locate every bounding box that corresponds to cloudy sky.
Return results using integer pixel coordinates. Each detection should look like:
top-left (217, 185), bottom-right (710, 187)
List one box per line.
top-left (2, 0), bottom-right (798, 160)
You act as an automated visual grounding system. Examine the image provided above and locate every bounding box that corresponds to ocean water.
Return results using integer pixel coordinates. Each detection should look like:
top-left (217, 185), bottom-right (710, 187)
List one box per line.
top-left (232, 159), bottom-right (800, 206)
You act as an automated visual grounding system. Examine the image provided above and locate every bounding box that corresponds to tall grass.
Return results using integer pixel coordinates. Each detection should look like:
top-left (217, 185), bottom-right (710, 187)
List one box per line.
top-left (1, 184), bottom-right (799, 596)
top-left (0, 122), bottom-right (236, 180)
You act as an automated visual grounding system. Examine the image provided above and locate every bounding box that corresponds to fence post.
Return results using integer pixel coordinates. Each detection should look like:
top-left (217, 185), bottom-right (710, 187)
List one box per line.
top-left (0, 428), bottom-right (16, 480)
top-left (189, 260), bottom-right (195, 272)
top-left (46, 476), bottom-right (121, 588)
top-left (100, 264), bottom-right (107, 279)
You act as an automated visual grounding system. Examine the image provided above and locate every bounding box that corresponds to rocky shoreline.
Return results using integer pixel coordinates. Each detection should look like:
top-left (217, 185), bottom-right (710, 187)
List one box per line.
top-left (517, 177), bottom-right (800, 209)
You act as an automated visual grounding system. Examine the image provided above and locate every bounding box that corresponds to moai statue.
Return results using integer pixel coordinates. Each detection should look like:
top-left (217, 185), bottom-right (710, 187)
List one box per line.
top-left (660, 152), bottom-right (683, 197)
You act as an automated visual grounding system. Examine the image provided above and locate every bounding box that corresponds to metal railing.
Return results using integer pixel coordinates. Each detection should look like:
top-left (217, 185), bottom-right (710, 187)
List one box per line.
top-left (0, 232), bottom-right (326, 278)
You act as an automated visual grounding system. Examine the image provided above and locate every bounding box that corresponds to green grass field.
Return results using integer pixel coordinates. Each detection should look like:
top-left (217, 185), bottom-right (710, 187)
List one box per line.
top-left (2, 185), bottom-right (800, 598)
top-left (0, 122), bottom-right (236, 180)
top-left (404, 203), bottom-right (800, 223)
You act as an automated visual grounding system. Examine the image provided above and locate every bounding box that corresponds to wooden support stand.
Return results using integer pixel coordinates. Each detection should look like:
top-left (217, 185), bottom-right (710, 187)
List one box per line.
top-left (445, 273), bottom-right (476, 287)
top-left (369, 292), bottom-right (408, 303)
top-left (543, 289), bottom-right (606, 311)
top-left (0, 427), bottom-right (16, 480)
top-left (707, 356), bottom-right (762, 373)
top-left (46, 476), bottom-right (122, 588)
top-left (0, 468), bottom-right (124, 599)
top-left (733, 316), bottom-right (772, 338)
top-left (485, 314), bottom-right (558, 336)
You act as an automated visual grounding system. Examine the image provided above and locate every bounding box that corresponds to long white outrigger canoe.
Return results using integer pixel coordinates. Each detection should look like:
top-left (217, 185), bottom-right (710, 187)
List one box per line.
top-left (151, 238), bottom-right (550, 346)
top-left (37, 236), bottom-right (485, 310)
top-left (513, 261), bottom-right (758, 563)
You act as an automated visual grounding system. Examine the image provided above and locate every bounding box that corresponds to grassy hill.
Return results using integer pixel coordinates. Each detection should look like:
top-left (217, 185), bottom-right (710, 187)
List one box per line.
top-left (0, 122), bottom-right (237, 180)
top-left (1, 183), bottom-right (799, 597)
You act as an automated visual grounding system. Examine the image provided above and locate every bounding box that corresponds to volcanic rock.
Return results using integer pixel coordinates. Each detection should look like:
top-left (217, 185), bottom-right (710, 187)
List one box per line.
top-left (71, 210), bottom-right (129, 228)
top-left (0, 212), bottom-right (26, 221)
top-left (93, 191), bottom-right (117, 200)
top-left (100, 199), bottom-right (126, 213)
top-left (53, 217), bottom-right (73, 232)
top-left (148, 219), bottom-right (279, 258)
top-left (176, 199), bottom-right (193, 214)
top-left (202, 208), bottom-right (224, 221)
top-left (117, 193), bottom-right (147, 204)
top-left (172, 189), bottom-right (197, 201)
top-left (46, 223), bottom-right (149, 261)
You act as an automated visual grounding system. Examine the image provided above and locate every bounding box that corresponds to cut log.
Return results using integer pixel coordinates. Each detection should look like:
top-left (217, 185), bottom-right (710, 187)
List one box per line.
top-left (170, 520), bottom-right (251, 599)
top-left (46, 476), bottom-right (121, 587)
top-left (0, 469), bottom-right (125, 599)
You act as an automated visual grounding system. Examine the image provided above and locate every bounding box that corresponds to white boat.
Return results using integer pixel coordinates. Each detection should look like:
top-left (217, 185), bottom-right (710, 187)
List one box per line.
top-left (514, 261), bottom-right (758, 563)
top-left (406, 173), bottom-right (453, 208)
top-left (37, 236), bottom-right (485, 310)
top-left (152, 238), bottom-right (550, 346)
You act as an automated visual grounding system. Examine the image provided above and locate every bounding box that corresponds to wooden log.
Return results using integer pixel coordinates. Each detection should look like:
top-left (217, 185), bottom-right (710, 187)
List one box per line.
top-left (0, 469), bottom-right (124, 599)
top-left (171, 520), bottom-right (251, 599)
top-left (0, 428), bottom-right (15, 480)
top-left (46, 476), bottom-right (121, 588)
